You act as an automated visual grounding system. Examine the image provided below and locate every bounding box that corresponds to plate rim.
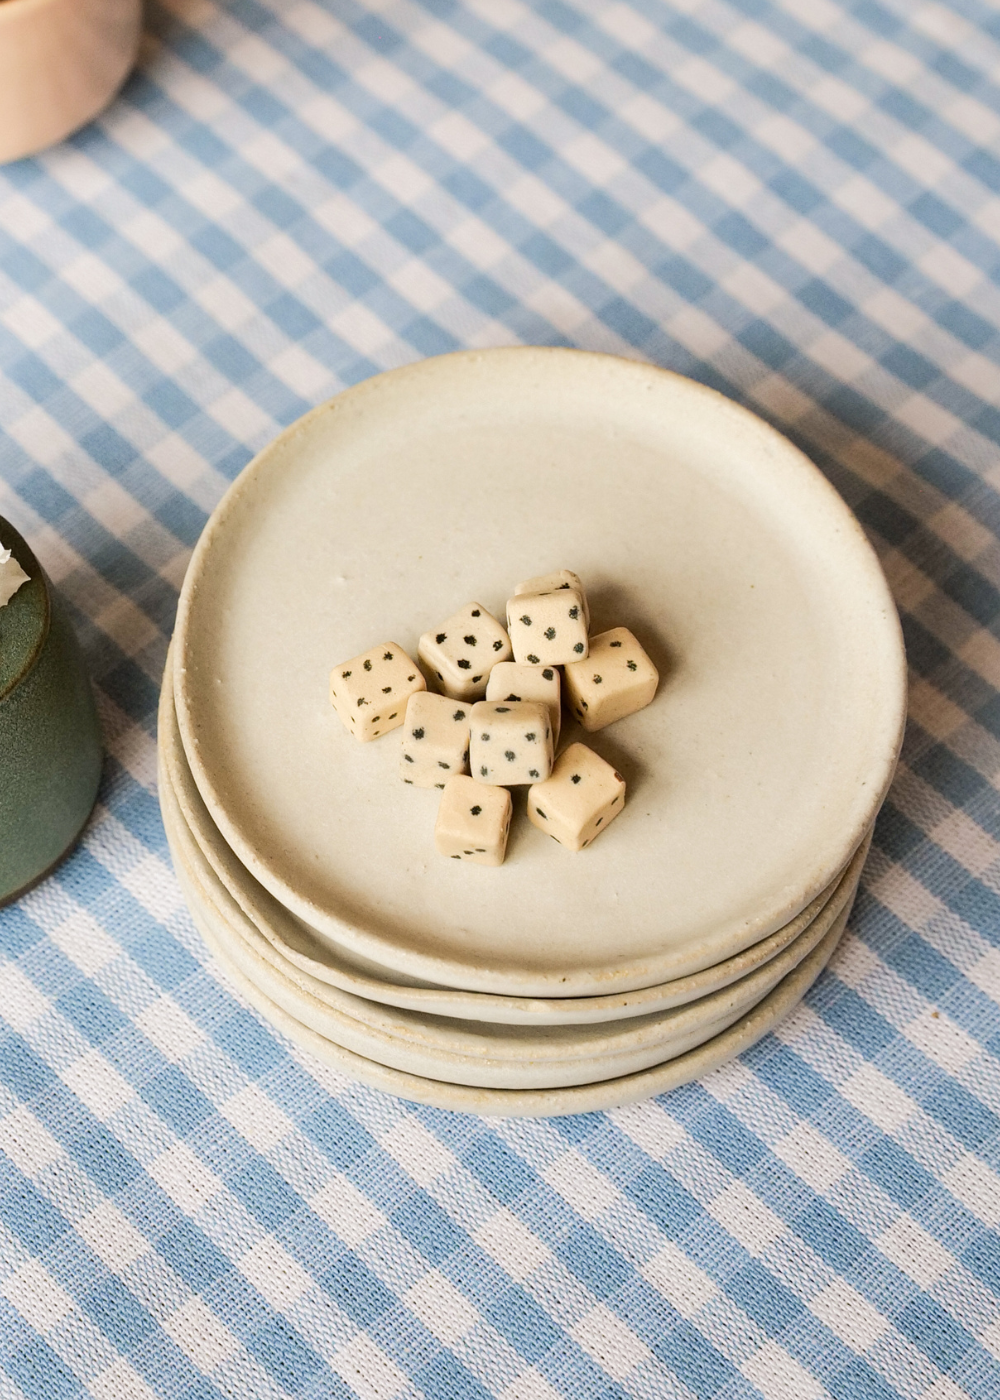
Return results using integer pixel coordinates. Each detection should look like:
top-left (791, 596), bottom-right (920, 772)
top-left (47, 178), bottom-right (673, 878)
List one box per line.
top-left (161, 749), bottom-right (858, 1068)
top-left (174, 347), bottom-right (906, 994)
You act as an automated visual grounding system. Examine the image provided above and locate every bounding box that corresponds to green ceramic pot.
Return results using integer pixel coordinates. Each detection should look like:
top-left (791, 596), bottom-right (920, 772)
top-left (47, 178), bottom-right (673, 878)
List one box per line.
top-left (0, 517), bottom-right (103, 906)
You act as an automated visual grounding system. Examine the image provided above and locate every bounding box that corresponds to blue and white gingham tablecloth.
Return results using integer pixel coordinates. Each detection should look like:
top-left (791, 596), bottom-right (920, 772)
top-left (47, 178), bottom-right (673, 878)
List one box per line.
top-left (2, 1), bottom-right (1000, 1395)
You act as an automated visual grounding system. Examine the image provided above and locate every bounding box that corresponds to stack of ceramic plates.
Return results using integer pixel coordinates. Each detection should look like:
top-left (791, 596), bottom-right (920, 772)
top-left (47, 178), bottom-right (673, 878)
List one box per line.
top-left (161, 349), bottom-right (906, 1117)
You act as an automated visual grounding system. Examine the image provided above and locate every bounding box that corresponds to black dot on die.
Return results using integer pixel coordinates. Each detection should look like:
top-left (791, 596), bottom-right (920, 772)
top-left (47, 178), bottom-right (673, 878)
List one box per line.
top-left (569, 606), bottom-right (579, 619)
top-left (520, 615), bottom-right (532, 626)
top-left (596, 817), bottom-right (603, 826)
top-left (471, 609), bottom-right (481, 617)
top-left (457, 659), bottom-right (471, 669)
top-left (472, 675), bottom-right (482, 682)
top-left (453, 710), bottom-right (466, 721)
top-left (356, 697), bottom-right (366, 707)
top-left (610, 640), bottom-right (622, 648)
top-left (436, 783), bottom-right (445, 789)
top-left (389, 712), bottom-right (397, 719)
top-left (383, 651), bottom-right (394, 661)
top-left (505, 693), bottom-right (521, 702)
top-left (363, 659), bottom-right (372, 671)
top-left (542, 669), bottom-right (553, 680)
top-left (573, 643), bottom-right (584, 653)
top-left (495, 706), bottom-right (510, 713)
top-left (529, 769), bottom-right (539, 778)
top-left (493, 639), bottom-right (503, 651)
top-left (382, 686), bottom-right (392, 693)
top-left (526, 654), bottom-right (539, 664)
top-left (571, 774), bottom-right (581, 784)
top-left (342, 669), bottom-right (352, 678)
top-left (470, 805), bottom-right (482, 816)
top-left (505, 751), bottom-right (515, 761)
top-left (480, 765), bottom-right (488, 776)
top-left (481, 732), bottom-right (490, 740)
top-left (525, 732), bottom-right (536, 742)
top-left (464, 635), bottom-right (477, 646)
top-left (544, 627), bottom-right (555, 640)
top-left (536, 807), bottom-right (547, 819)
top-left (413, 727), bottom-right (424, 739)
top-left (593, 675), bottom-right (603, 684)
top-left (627, 660), bottom-right (638, 670)
top-left (438, 761), bottom-right (450, 769)
top-left (436, 633), bottom-right (447, 644)
top-left (404, 753), bottom-right (414, 763)
top-left (407, 674), bottom-right (415, 681)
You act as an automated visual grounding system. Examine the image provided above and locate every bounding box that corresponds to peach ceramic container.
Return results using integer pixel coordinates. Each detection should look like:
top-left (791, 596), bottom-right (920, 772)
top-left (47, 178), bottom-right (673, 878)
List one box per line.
top-left (0, 0), bottom-right (142, 164)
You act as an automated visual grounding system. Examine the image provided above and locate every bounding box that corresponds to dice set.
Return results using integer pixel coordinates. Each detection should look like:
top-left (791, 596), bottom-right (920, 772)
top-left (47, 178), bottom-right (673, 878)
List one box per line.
top-left (328, 570), bottom-right (659, 865)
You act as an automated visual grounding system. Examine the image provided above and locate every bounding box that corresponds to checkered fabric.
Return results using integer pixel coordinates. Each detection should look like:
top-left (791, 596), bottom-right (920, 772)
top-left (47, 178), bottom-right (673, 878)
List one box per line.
top-left (1, 0), bottom-right (999, 1395)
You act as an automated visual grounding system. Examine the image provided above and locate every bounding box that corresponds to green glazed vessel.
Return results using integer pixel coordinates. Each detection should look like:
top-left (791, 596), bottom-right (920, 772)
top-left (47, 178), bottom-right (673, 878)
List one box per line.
top-left (0, 517), bottom-right (103, 906)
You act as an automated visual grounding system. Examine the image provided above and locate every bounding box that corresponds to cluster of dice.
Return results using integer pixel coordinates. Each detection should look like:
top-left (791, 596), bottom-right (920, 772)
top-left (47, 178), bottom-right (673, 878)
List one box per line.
top-left (328, 570), bottom-right (659, 866)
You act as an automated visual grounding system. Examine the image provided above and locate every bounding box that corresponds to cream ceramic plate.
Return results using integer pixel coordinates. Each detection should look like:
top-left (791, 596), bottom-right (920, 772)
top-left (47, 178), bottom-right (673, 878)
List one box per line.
top-left (174, 348), bottom-right (904, 996)
top-left (161, 644), bottom-right (871, 1024)
top-left (161, 754), bottom-right (858, 1088)
top-left (166, 783), bottom-right (853, 1091)
top-left (177, 860), bottom-right (850, 1116)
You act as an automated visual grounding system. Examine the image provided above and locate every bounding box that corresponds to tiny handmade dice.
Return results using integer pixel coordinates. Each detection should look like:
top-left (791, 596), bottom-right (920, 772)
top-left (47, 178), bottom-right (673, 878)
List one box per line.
top-left (527, 742), bottom-right (626, 851)
top-left (400, 692), bottom-right (471, 788)
top-left (514, 568), bottom-right (590, 630)
top-left (418, 602), bottom-right (511, 701)
top-left (469, 700), bottom-right (554, 785)
top-left (562, 626), bottom-right (658, 731)
top-left (435, 775), bottom-right (512, 866)
top-left (506, 587), bottom-right (588, 666)
top-left (329, 642), bottom-right (426, 742)
top-left (485, 660), bottom-right (562, 748)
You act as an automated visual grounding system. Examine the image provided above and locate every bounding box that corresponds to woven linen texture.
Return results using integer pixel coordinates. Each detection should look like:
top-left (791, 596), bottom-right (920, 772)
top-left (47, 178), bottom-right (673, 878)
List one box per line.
top-left (1, 0), bottom-right (1000, 1396)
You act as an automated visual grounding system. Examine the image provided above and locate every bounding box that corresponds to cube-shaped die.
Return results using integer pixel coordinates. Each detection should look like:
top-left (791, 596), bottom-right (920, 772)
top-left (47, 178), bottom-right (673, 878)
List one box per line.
top-left (563, 627), bottom-right (658, 732)
top-left (418, 603), bottom-right (511, 700)
top-left (527, 743), bottom-right (626, 851)
top-left (506, 588), bottom-right (588, 666)
top-left (329, 642), bottom-right (425, 742)
top-left (514, 569), bottom-right (590, 629)
top-left (486, 661), bottom-right (562, 748)
top-left (400, 692), bottom-right (471, 788)
top-left (435, 776), bottom-right (512, 866)
top-left (470, 700), bottom-right (553, 786)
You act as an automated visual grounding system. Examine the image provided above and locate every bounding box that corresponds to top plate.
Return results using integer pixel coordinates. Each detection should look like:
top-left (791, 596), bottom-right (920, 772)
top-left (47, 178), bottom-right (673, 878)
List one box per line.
top-left (174, 348), bottom-right (904, 996)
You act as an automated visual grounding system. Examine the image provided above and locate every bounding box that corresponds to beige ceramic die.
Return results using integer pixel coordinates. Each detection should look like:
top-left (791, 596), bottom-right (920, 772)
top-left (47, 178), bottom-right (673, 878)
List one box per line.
top-left (435, 775), bottom-right (512, 866)
top-left (400, 692), bottom-right (471, 788)
top-left (506, 588), bottom-right (588, 666)
top-left (486, 661), bottom-right (562, 748)
top-left (527, 743), bottom-right (626, 851)
top-left (329, 642), bottom-right (425, 742)
top-left (514, 569), bottom-right (590, 629)
top-left (418, 603), bottom-right (511, 700)
top-left (563, 627), bottom-right (658, 731)
top-left (470, 700), bottom-right (553, 785)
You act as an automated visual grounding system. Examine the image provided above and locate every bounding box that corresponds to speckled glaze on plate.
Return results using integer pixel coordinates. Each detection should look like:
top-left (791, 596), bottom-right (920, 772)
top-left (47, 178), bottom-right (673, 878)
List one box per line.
top-left (161, 643), bottom-right (870, 1024)
top-left (174, 349), bottom-right (905, 996)
top-left (174, 855), bottom-right (850, 1116)
top-left (161, 749), bottom-right (859, 1087)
